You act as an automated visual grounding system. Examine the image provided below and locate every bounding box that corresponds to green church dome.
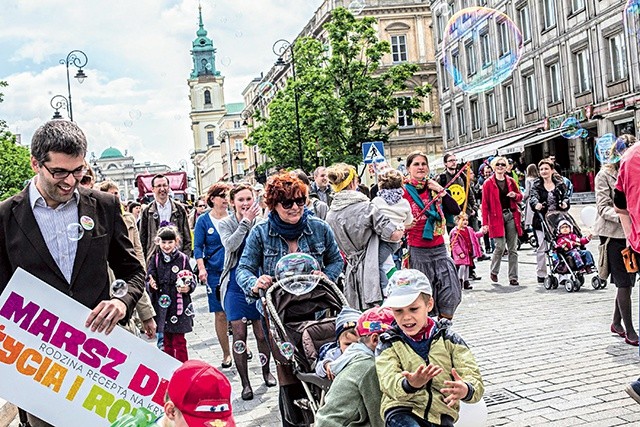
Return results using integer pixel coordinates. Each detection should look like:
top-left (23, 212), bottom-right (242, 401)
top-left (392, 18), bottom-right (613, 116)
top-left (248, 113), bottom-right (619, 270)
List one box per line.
top-left (100, 147), bottom-right (124, 159)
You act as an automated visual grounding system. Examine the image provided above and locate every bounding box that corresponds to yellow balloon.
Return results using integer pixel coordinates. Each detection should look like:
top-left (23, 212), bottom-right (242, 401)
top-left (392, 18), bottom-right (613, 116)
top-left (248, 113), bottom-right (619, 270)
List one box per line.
top-left (448, 183), bottom-right (466, 205)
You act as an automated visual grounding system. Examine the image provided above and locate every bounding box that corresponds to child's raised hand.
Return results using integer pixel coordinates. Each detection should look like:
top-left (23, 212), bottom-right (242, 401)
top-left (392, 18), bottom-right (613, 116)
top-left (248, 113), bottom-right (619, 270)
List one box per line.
top-left (481, 225), bottom-right (489, 234)
top-left (402, 363), bottom-right (443, 389)
top-left (441, 368), bottom-right (469, 408)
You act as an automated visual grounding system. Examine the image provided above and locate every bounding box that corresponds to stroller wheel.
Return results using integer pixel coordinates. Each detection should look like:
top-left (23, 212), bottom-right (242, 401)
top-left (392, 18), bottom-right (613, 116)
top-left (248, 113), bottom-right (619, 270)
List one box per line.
top-left (572, 279), bottom-right (581, 292)
top-left (577, 273), bottom-right (585, 286)
top-left (529, 234), bottom-right (538, 248)
top-left (562, 280), bottom-right (573, 292)
top-left (543, 276), bottom-right (553, 290)
top-left (592, 276), bottom-right (605, 289)
top-left (551, 276), bottom-right (559, 289)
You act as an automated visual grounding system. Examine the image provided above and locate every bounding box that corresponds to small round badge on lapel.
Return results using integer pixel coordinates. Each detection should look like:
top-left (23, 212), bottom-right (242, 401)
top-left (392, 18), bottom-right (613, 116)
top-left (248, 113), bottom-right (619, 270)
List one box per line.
top-left (80, 216), bottom-right (95, 231)
top-left (207, 227), bottom-right (214, 235)
top-left (172, 266), bottom-right (180, 273)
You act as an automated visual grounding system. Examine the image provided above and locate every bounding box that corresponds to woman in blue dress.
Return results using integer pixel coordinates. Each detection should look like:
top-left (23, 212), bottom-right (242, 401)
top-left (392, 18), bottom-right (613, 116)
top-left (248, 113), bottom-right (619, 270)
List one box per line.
top-left (194, 183), bottom-right (232, 368)
top-left (219, 183), bottom-right (276, 400)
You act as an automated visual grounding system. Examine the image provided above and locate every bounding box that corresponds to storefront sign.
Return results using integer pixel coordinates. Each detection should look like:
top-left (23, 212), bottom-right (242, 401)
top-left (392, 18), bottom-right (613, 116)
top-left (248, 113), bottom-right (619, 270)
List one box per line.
top-left (548, 108), bottom-right (588, 130)
top-left (608, 100), bottom-right (625, 112)
top-left (0, 268), bottom-right (181, 426)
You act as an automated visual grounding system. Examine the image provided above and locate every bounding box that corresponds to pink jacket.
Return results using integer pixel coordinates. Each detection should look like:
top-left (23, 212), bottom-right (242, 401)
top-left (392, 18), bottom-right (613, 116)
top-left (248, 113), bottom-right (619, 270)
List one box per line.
top-left (449, 226), bottom-right (484, 266)
top-left (556, 233), bottom-right (589, 251)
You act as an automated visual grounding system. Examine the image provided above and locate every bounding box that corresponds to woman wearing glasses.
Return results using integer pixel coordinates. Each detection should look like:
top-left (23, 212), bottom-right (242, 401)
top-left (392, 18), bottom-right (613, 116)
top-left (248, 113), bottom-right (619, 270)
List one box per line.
top-left (236, 173), bottom-right (343, 427)
top-left (529, 158), bottom-right (570, 283)
top-left (482, 156), bottom-right (524, 286)
top-left (325, 163), bottom-right (403, 310)
top-left (193, 183), bottom-right (233, 369)
top-left (188, 196), bottom-right (207, 230)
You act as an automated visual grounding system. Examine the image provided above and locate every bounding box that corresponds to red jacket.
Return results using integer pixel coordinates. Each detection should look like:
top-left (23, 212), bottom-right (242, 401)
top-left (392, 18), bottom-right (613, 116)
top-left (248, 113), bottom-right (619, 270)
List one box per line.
top-left (481, 175), bottom-right (523, 238)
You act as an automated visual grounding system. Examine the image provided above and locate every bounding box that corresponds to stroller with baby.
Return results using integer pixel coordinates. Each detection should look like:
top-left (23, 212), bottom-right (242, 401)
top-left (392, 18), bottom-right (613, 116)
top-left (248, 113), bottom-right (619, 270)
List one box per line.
top-left (262, 253), bottom-right (349, 426)
top-left (538, 211), bottom-right (606, 292)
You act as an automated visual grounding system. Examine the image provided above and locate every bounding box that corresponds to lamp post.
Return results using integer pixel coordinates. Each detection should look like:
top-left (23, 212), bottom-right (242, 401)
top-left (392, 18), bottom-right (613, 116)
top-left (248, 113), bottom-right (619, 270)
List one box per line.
top-left (60, 50), bottom-right (88, 122)
top-left (273, 39), bottom-right (304, 170)
top-left (50, 95), bottom-right (69, 120)
top-left (219, 130), bottom-right (235, 183)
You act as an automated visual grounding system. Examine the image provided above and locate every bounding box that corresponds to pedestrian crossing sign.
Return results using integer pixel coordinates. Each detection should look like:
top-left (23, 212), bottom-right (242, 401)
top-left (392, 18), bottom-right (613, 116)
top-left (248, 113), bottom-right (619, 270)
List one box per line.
top-left (362, 141), bottom-right (385, 164)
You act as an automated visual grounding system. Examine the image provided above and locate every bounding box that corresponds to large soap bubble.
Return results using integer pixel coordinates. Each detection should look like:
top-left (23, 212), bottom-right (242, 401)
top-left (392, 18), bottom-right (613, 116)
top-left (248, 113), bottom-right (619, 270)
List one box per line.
top-left (595, 134), bottom-right (627, 164)
top-left (274, 253), bottom-right (321, 296)
top-left (560, 117), bottom-right (584, 139)
top-left (624, 0), bottom-right (640, 36)
top-left (442, 7), bottom-right (523, 94)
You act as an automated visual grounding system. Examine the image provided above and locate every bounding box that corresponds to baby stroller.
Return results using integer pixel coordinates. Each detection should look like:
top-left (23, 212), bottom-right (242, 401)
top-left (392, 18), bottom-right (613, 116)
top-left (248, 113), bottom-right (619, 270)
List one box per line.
top-left (539, 211), bottom-right (606, 292)
top-left (262, 273), bottom-right (349, 426)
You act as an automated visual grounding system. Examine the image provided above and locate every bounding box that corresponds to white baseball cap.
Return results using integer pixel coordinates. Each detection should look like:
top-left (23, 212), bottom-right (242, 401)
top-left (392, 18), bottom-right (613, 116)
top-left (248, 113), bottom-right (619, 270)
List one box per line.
top-left (382, 269), bottom-right (433, 308)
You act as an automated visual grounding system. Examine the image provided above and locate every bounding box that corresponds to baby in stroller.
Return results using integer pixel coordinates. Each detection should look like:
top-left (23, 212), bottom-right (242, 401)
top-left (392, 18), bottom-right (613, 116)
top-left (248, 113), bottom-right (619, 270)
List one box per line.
top-left (555, 219), bottom-right (595, 273)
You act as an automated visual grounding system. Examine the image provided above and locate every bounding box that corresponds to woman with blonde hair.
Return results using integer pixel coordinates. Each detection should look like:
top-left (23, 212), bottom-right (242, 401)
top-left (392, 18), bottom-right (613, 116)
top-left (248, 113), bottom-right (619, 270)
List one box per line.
top-left (325, 163), bottom-right (403, 309)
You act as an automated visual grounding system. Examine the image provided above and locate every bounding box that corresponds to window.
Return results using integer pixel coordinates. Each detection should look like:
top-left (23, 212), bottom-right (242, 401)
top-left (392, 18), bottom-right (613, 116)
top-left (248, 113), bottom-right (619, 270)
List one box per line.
top-left (486, 92), bottom-right (496, 124)
top-left (236, 160), bottom-right (245, 175)
top-left (234, 139), bottom-right (243, 151)
top-left (207, 131), bottom-right (215, 146)
top-left (398, 102), bottom-right (414, 128)
top-left (465, 42), bottom-right (477, 76)
top-left (233, 120), bottom-right (241, 129)
top-left (503, 84), bottom-right (515, 118)
top-left (548, 62), bottom-right (562, 103)
top-left (499, 21), bottom-right (510, 56)
top-left (391, 35), bottom-right (408, 63)
top-left (480, 32), bottom-right (491, 67)
top-left (570, 0), bottom-right (585, 14)
top-left (437, 14), bottom-right (445, 43)
top-left (518, 5), bottom-right (531, 42)
top-left (452, 51), bottom-right (461, 86)
top-left (523, 74), bottom-right (537, 112)
top-left (457, 105), bottom-right (466, 135)
top-left (440, 61), bottom-right (449, 91)
top-left (445, 111), bottom-right (453, 140)
top-left (608, 33), bottom-right (627, 82)
top-left (575, 49), bottom-right (591, 93)
top-left (470, 99), bottom-right (480, 130)
top-left (543, 0), bottom-right (556, 29)
top-left (204, 90), bottom-right (211, 105)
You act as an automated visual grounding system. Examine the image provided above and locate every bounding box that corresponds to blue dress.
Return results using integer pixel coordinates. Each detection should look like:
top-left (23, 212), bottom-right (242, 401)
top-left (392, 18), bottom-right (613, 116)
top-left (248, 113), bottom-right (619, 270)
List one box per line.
top-left (224, 241), bottom-right (261, 322)
top-left (193, 213), bottom-right (225, 312)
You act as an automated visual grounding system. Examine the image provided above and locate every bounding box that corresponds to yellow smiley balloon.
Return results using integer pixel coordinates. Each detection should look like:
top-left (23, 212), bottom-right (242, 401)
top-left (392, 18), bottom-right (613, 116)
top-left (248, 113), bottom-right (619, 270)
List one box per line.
top-left (448, 183), bottom-right (466, 205)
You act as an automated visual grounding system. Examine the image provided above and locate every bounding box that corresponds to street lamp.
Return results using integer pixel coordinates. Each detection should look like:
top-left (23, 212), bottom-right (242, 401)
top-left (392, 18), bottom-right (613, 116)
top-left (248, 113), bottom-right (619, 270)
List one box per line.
top-left (50, 94), bottom-right (69, 120)
top-left (60, 50), bottom-right (89, 122)
top-left (273, 39), bottom-right (304, 170)
top-left (219, 130), bottom-right (235, 183)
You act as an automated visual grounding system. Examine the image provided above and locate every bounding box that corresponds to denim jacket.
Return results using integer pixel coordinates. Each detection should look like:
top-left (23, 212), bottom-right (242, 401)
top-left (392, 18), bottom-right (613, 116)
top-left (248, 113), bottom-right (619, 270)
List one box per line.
top-left (236, 216), bottom-right (344, 306)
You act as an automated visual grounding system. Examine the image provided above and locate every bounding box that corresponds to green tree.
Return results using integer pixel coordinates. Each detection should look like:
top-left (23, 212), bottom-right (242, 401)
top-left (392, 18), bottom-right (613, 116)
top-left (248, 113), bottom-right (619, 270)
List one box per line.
top-left (247, 7), bottom-right (432, 171)
top-left (0, 81), bottom-right (33, 201)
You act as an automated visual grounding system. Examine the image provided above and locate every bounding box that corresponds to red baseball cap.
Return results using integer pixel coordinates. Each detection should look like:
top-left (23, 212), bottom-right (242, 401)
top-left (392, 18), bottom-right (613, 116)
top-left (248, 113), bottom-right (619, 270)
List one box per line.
top-left (356, 307), bottom-right (395, 336)
top-left (167, 360), bottom-right (236, 427)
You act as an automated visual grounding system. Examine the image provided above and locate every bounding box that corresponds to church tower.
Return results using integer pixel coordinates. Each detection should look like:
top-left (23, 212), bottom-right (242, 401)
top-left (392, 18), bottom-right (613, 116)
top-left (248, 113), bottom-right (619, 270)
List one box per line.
top-left (189, 4), bottom-right (227, 192)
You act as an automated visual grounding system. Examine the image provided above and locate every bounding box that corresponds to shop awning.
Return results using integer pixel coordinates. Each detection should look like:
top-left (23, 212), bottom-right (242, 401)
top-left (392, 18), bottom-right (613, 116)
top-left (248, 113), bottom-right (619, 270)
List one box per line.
top-left (498, 128), bottom-right (565, 155)
top-left (460, 131), bottom-right (537, 161)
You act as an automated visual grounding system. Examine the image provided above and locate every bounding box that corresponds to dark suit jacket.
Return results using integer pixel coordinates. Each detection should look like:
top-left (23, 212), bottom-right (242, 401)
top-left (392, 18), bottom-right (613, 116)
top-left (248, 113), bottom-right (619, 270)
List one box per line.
top-left (0, 186), bottom-right (145, 320)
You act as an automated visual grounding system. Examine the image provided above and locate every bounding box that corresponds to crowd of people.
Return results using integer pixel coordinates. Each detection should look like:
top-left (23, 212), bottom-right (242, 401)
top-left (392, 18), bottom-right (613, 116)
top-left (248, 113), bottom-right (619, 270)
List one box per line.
top-left (1, 119), bottom-right (639, 426)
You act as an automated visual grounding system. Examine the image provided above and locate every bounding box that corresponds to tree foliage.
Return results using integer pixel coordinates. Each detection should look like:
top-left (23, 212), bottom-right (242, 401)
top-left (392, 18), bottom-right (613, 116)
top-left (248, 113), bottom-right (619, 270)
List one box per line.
top-left (0, 81), bottom-right (33, 201)
top-left (247, 7), bottom-right (433, 172)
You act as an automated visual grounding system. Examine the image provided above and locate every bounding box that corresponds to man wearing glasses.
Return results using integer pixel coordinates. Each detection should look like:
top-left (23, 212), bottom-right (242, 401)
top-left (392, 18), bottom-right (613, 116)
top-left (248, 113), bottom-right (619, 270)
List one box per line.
top-left (0, 120), bottom-right (145, 427)
top-left (139, 173), bottom-right (192, 258)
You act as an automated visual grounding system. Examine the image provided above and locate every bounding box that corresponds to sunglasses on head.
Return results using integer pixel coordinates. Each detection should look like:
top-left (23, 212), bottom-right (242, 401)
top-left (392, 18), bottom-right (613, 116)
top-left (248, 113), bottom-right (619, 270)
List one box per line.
top-left (495, 163), bottom-right (507, 167)
top-left (281, 197), bottom-right (306, 209)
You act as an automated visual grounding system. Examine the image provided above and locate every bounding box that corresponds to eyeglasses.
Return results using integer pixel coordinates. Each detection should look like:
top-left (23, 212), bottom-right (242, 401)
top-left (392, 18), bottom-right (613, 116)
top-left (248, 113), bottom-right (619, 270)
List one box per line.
top-left (197, 204), bottom-right (206, 208)
top-left (213, 194), bottom-right (227, 199)
top-left (280, 197), bottom-right (306, 209)
top-left (40, 163), bottom-right (87, 180)
top-left (153, 184), bottom-right (169, 189)
top-left (446, 159), bottom-right (457, 163)
top-left (494, 163), bottom-right (507, 167)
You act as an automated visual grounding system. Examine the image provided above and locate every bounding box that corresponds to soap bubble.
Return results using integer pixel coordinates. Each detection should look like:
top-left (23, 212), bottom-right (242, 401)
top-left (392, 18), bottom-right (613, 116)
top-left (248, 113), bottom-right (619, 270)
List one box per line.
top-left (560, 117), bottom-right (583, 139)
top-left (442, 7), bottom-right (523, 94)
top-left (624, 0), bottom-right (640, 36)
top-left (159, 295), bottom-right (171, 308)
top-left (185, 303), bottom-right (195, 317)
top-left (66, 223), bottom-right (84, 241)
top-left (279, 342), bottom-right (295, 359)
top-left (241, 317), bottom-right (247, 323)
top-left (275, 253), bottom-right (321, 296)
top-left (154, 236), bottom-right (161, 245)
top-left (257, 81), bottom-right (276, 100)
top-left (124, 120), bottom-right (133, 128)
top-left (111, 279), bottom-right (128, 298)
top-left (347, 0), bottom-right (366, 15)
top-left (595, 133), bottom-right (626, 164)
top-left (233, 340), bottom-right (246, 354)
top-left (235, 31), bottom-right (243, 38)
top-left (220, 56), bottom-right (232, 67)
top-left (129, 110), bottom-right (142, 120)
top-left (170, 316), bottom-right (178, 324)
top-left (259, 353), bottom-right (268, 366)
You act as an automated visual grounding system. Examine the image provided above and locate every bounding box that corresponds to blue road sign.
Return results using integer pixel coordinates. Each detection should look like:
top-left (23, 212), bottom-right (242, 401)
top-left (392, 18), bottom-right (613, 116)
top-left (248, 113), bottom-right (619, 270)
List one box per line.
top-left (362, 141), bottom-right (385, 164)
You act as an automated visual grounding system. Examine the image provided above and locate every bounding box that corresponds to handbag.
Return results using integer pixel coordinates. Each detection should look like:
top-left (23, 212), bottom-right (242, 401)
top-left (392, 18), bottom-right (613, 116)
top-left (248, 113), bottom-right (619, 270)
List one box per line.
top-left (621, 246), bottom-right (639, 273)
top-left (598, 237), bottom-right (610, 280)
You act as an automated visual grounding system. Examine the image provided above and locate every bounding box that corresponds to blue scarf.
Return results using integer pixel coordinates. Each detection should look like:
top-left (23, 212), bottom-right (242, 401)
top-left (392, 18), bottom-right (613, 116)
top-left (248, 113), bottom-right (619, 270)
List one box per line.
top-left (405, 184), bottom-right (443, 240)
top-left (268, 208), bottom-right (310, 241)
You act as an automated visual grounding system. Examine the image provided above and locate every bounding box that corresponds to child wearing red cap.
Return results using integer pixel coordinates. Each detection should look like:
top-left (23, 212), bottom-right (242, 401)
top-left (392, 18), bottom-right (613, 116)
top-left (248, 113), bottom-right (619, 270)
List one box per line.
top-left (315, 307), bottom-right (394, 427)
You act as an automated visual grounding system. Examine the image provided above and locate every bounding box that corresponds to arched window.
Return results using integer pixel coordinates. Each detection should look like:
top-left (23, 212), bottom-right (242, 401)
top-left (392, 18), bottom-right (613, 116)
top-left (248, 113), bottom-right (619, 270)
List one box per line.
top-left (204, 89), bottom-right (211, 105)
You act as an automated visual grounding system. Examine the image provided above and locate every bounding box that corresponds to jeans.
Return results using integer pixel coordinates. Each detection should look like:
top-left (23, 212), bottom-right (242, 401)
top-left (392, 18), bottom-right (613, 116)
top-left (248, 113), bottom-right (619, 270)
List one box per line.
top-left (386, 412), bottom-right (433, 427)
top-left (490, 217), bottom-right (519, 280)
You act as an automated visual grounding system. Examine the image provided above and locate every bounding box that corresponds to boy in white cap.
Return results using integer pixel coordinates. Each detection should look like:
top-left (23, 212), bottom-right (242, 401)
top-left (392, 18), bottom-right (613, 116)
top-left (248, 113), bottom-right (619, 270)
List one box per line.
top-left (376, 269), bottom-right (483, 426)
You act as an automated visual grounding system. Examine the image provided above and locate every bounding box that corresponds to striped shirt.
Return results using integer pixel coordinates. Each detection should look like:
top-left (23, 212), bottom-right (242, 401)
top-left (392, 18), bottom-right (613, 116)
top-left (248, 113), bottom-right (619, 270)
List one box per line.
top-left (29, 178), bottom-right (80, 283)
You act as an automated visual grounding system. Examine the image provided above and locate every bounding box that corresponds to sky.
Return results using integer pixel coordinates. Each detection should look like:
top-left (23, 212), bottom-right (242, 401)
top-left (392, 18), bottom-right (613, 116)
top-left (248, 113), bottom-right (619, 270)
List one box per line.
top-left (0, 0), bottom-right (323, 169)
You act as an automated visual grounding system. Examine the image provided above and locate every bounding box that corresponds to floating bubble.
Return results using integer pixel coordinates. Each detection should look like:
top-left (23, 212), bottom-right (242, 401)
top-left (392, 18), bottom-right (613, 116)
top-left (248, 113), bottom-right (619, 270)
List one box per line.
top-left (347, 0), bottom-right (366, 15)
top-left (624, 0), bottom-right (640, 36)
top-left (233, 340), bottom-right (246, 354)
top-left (174, 114), bottom-right (182, 120)
top-left (442, 7), bottom-right (524, 94)
top-left (595, 133), bottom-right (626, 164)
top-left (124, 120), bottom-right (133, 128)
top-left (257, 81), bottom-right (276, 99)
top-left (275, 253), bottom-right (321, 295)
top-left (153, 236), bottom-right (161, 245)
top-left (259, 353), bottom-right (268, 366)
top-left (185, 303), bottom-right (195, 317)
top-left (170, 316), bottom-right (178, 324)
top-left (235, 31), bottom-right (243, 38)
top-left (241, 317), bottom-right (247, 323)
top-left (111, 279), bottom-right (128, 298)
top-left (560, 117), bottom-right (583, 139)
top-left (206, 285), bottom-right (213, 294)
top-left (66, 223), bottom-right (84, 241)
top-left (159, 294), bottom-right (171, 308)
top-left (219, 16), bottom-right (228, 24)
top-left (129, 110), bottom-right (142, 120)
top-left (580, 129), bottom-right (589, 138)
top-left (220, 57), bottom-right (232, 67)
top-left (279, 342), bottom-right (295, 359)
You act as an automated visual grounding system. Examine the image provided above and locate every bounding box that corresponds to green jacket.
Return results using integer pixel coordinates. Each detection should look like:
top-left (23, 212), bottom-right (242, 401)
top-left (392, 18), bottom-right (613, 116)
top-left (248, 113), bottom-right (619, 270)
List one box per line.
top-left (316, 352), bottom-right (384, 427)
top-left (375, 322), bottom-right (483, 425)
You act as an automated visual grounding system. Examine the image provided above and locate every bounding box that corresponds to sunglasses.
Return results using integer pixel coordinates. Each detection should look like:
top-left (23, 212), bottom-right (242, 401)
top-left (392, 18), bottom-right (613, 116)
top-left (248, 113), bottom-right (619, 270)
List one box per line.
top-left (280, 197), bottom-right (306, 209)
top-left (494, 163), bottom-right (507, 167)
top-left (197, 204), bottom-right (206, 208)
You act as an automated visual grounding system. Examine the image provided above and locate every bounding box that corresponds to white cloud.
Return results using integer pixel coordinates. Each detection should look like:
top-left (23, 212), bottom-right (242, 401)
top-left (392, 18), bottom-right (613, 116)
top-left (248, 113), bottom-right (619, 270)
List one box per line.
top-left (0, 0), bottom-right (323, 170)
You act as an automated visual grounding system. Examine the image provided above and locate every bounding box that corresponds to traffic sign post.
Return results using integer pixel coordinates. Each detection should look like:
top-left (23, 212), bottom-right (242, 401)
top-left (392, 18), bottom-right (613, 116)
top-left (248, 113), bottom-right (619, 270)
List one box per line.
top-left (362, 141), bottom-right (385, 164)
